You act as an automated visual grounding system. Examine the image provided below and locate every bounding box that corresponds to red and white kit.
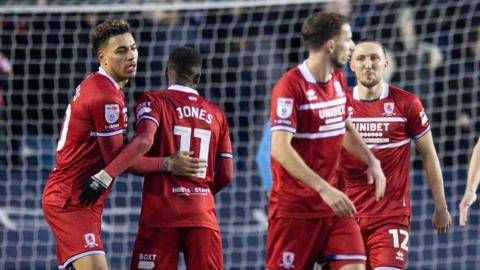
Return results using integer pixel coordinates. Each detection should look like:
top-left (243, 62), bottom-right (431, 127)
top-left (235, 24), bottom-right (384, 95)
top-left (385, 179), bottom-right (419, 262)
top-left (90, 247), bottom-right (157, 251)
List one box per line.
top-left (130, 85), bottom-right (233, 270)
top-left (267, 61), bottom-right (366, 270)
top-left (42, 67), bottom-right (127, 269)
top-left (342, 83), bottom-right (431, 270)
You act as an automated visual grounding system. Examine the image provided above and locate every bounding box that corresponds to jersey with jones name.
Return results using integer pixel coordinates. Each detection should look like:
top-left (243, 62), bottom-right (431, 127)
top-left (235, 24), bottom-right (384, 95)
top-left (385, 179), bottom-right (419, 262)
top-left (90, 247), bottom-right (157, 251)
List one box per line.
top-left (341, 84), bottom-right (430, 217)
top-left (43, 68), bottom-right (127, 207)
top-left (270, 61), bottom-right (350, 218)
top-left (135, 85), bottom-right (232, 231)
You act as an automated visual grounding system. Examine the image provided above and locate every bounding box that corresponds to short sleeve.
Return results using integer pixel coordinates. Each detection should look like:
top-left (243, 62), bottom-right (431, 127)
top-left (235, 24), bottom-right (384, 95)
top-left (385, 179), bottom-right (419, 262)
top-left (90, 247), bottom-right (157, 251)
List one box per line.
top-left (217, 113), bottom-right (233, 159)
top-left (135, 93), bottom-right (161, 127)
top-left (270, 77), bottom-right (299, 133)
top-left (406, 95), bottom-right (431, 140)
top-left (89, 92), bottom-right (126, 137)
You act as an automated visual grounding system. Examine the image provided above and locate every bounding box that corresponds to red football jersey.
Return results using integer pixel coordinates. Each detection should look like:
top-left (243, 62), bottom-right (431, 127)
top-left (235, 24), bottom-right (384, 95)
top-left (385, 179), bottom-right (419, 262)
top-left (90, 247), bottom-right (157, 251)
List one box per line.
top-left (43, 67), bottom-right (127, 207)
top-left (135, 84), bottom-right (233, 231)
top-left (269, 61), bottom-right (351, 218)
top-left (341, 83), bottom-right (430, 217)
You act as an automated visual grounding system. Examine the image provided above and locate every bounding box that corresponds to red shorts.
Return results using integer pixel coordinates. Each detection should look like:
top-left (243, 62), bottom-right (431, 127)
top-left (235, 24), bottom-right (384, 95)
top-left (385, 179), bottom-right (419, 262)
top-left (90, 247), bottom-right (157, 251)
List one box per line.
top-left (357, 216), bottom-right (410, 270)
top-left (42, 202), bottom-right (104, 269)
top-left (266, 215), bottom-right (366, 270)
top-left (130, 226), bottom-right (223, 270)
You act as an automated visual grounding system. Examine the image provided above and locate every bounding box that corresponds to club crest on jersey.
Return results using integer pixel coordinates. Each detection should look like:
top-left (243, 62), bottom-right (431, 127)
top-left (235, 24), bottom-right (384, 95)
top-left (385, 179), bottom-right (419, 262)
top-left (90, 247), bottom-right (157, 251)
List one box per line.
top-left (105, 104), bottom-right (120, 124)
top-left (280, 251), bottom-right (295, 269)
top-left (396, 250), bottom-right (405, 261)
top-left (383, 102), bottom-right (396, 116)
top-left (84, 233), bottom-right (98, 248)
top-left (277, 98), bottom-right (293, 119)
top-left (334, 81), bottom-right (345, 97)
top-left (306, 89), bottom-right (317, 101)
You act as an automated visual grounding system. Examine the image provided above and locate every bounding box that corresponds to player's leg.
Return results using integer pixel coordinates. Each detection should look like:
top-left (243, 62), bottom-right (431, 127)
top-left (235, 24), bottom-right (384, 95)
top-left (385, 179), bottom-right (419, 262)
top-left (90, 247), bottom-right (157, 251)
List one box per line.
top-left (182, 227), bottom-right (223, 270)
top-left (364, 216), bottom-right (410, 270)
top-left (42, 203), bottom-right (106, 270)
top-left (130, 226), bottom-right (181, 270)
top-left (320, 216), bottom-right (366, 270)
top-left (72, 254), bottom-right (108, 270)
top-left (266, 217), bottom-right (326, 270)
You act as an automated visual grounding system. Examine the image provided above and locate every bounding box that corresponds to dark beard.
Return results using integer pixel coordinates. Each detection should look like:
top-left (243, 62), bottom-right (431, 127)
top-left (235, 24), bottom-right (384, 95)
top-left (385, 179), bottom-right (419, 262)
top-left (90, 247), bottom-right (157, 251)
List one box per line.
top-left (333, 58), bottom-right (345, 69)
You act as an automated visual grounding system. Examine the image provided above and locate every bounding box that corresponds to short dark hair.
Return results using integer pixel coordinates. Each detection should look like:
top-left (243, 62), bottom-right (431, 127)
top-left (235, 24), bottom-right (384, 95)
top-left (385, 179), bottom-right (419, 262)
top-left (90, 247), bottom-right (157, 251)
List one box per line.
top-left (301, 12), bottom-right (349, 50)
top-left (356, 40), bottom-right (387, 57)
top-left (167, 46), bottom-right (203, 77)
top-left (91, 19), bottom-right (132, 53)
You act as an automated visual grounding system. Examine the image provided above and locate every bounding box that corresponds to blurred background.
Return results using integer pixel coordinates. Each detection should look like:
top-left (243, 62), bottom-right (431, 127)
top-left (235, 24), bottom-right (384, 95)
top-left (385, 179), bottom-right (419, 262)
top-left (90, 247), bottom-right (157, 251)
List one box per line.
top-left (0, 0), bottom-right (479, 269)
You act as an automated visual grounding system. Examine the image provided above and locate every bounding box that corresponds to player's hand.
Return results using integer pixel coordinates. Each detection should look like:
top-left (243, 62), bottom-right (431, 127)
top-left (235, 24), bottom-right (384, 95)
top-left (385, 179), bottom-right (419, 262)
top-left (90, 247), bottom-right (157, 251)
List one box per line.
top-left (165, 151), bottom-right (207, 177)
top-left (366, 159), bottom-right (386, 201)
top-left (319, 186), bottom-right (357, 217)
top-left (459, 190), bottom-right (477, 227)
top-left (79, 170), bottom-right (112, 206)
top-left (432, 208), bottom-right (452, 234)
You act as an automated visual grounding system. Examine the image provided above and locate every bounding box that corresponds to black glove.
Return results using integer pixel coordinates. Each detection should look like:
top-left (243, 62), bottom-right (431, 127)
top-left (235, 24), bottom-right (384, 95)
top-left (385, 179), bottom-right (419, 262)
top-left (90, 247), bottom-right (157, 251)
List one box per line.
top-left (79, 170), bottom-right (112, 206)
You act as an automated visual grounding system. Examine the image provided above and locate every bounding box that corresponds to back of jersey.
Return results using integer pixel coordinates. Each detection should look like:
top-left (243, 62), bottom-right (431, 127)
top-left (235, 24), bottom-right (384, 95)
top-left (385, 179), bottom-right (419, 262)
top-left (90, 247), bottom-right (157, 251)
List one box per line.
top-left (135, 84), bottom-right (232, 230)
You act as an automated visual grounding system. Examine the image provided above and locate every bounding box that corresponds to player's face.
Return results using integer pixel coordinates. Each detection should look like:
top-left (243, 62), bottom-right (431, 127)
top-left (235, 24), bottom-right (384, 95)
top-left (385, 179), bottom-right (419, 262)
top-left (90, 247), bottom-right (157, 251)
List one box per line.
top-left (100, 33), bottom-right (138, 82)
top-left (332, 23), bottom-right (355, 68)
top-left (350, 42), bottom-right (388, 88)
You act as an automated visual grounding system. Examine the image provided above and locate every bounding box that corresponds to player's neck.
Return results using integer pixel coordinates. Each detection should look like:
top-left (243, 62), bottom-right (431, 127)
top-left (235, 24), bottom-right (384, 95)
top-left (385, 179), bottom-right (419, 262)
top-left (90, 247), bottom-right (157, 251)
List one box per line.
top-left (306, 55), bottom-right (333, 83)
top-left (358, 82), bottom-right (384, 100)
top-left (101, 66), bottom-right (128, 88)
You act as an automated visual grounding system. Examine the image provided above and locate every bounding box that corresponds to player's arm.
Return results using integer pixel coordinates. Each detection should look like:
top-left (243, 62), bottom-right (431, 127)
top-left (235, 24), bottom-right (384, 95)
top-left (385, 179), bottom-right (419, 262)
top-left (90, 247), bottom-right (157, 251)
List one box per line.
top-left (460, 139), bottom-right (480, 226)
top-left (211, 157), bottom-right (234, 195)
top-left (271, 130), bottom-right (356, 217)
top-left (415, 131), bottom-right (452, 233)
top-left (343, 121), bottom-right (386, 201)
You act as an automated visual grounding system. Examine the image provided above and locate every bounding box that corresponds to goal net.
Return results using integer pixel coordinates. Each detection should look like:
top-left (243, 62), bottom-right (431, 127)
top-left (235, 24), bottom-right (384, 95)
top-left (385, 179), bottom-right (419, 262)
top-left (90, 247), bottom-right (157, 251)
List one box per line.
top-left (0, 0), bottom-right (478, 269)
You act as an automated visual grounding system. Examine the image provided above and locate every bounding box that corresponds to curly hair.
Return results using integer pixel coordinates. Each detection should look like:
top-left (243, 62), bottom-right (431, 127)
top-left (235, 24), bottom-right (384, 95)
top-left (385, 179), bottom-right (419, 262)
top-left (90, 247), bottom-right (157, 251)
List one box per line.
top-left (91, 19), bottom-right (132, 53)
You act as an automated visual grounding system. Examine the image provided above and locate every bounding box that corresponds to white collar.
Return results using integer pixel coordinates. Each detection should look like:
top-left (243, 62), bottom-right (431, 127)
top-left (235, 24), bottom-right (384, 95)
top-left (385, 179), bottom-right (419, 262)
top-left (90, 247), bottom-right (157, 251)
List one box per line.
top-left (168, 84), bottom-right (199, 95)
top-left (353, 82), bottom-right (389, 101)
top-left (98, 67), bottom-right (121, 90)
top-left (298, 60), bottom-right (332, 84)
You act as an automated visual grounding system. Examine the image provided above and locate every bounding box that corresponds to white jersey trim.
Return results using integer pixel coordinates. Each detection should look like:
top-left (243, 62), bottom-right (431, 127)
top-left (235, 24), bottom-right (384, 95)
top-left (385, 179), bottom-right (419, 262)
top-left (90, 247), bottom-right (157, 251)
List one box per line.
top-left (353, 82), bottom-right (389, 100)
top-left (413, 126), bottom-right (431, 140)
top-left (168, 84), bottom-right (199, 95)
top-left (90, 129), bottom-right (125, 137)
top-left (218, 152), bottom-right (233, 158)
top-left (98, 67), bottom-right (120, 90)
top-left (330, 254), bottom-right (367, 261)
top-left (373, 267), bottom-right (403, 270)
top-left (59, 250), bottom-right (105, 269)
top-left (136, 115), bottom-right (160, 127)
top-left (298, 60), bottom-right (331, 84)
top-left (351, 117), bottom-right (407, 122)
top-left (319, 122), bottom-right (345, 131)
top-left (293, 128), bottom-right (345, 139)
top-left (271, 125), bottom-right (296, 133)
top-left (299, 97), bottom-right (347, 110)
top-left (368, 138), bottom-right (411, 149)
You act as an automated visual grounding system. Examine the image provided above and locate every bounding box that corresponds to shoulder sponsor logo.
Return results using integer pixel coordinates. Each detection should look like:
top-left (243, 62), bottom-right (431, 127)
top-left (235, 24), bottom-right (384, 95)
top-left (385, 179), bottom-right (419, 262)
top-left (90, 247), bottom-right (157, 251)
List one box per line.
top-left (105, 104), bottom-right (120, 124)
top-left (306, 89), bottom-right (317, 101)
top-left (84, 233), bottom-right (98, 248)
top-left (383, 102), bottom-right (396, 116)
top-left (136, 102), bottom-right (152, 119)
top-left (280, 251), bottom-right (295, 269)
top-left (420, 111), bottom-right (428, 126)
top-left (334, 81), bottom-right (345, 97)
top-left (277, 98), bottom-right (294, 119)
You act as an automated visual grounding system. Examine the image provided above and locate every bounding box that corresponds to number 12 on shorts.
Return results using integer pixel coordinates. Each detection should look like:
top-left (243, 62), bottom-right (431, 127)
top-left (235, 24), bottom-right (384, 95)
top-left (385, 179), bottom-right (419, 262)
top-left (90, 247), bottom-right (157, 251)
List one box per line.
top-left (174, 125), bottom-right (211, 179)
top-left (388, 229), bottom-right (409, 251)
